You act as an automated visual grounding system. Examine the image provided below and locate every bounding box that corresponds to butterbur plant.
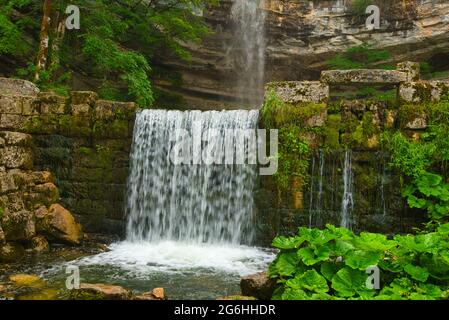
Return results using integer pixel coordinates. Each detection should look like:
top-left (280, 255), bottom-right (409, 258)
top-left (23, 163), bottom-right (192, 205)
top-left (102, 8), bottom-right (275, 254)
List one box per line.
top-left (269, 224), bottom-right (449, 300)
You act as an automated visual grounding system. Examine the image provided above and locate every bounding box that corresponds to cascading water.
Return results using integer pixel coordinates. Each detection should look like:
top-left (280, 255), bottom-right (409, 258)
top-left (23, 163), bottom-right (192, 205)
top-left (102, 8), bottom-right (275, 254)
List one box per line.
top-left (341, 150), bottom-right (355, 229)
top-left (309, 151), bottom-right (325, 228)
top-left (228, 0), bottom-right (266, 107)
top-left (126, 109), bottom-right (259, 245)
top-left (68, 109), bottom-right (274, 299)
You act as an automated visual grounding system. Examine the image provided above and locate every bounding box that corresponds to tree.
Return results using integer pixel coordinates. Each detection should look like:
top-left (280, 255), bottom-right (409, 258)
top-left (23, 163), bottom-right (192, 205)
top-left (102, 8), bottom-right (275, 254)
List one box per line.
top-left (3, 0), bottom-right (216, 107)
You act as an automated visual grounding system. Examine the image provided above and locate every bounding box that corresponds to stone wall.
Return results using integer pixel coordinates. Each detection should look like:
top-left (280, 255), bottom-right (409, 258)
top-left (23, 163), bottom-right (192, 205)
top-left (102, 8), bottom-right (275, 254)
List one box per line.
top-left (256, 62), bottom-right (447, 244)
top-left (0, 78), bottom-right (137, 235)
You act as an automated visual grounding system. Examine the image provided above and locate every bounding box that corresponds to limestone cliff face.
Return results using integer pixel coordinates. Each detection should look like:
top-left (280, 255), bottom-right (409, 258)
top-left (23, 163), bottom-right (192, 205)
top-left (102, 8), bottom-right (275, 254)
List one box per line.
top-left (159, 0), bottom-right (449, 109)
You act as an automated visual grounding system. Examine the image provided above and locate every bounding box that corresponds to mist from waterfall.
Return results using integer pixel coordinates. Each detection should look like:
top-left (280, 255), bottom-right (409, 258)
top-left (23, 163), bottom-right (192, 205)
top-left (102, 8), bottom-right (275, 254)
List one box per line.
top-left (228, 0), bottom-right (266, 107)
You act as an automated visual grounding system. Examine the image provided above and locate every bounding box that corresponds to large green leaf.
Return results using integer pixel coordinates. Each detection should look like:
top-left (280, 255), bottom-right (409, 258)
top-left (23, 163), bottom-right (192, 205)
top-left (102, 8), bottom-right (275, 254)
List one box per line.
top-left (286, 269), bottom-right (329, 293)
top-left (353, 232), bottom-right (396, 251)
top-left (331, 267), bottom-right (367, 297)
top-left (297, 248), bottom-right (320, 266)
top-left (345, 250), bottom-right (382, 270)
top-left (269, 252), bottom-right (299, 277)
top-left (320, 262), bottom-right (341, 281)
top-left (280, 287), bottom-right (309, 300)
top-left (272, 236), bottom-right (304, 250)
top-left (404, 264), bottom-right (429, 282)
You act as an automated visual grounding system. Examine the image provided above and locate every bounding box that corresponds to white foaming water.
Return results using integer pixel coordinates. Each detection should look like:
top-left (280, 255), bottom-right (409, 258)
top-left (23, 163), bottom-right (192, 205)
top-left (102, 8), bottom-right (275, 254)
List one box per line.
top-left (75, 109), bottom-right (274, 282)
top-left (77, 241), bottom-right (274, 277)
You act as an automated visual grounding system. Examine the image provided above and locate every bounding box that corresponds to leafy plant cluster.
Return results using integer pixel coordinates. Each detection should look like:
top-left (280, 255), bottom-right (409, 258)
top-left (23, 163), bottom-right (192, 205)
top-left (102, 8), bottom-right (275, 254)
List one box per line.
top-left (269, 224), bottom-right (449, 300)
top-left (384, 101), bottom-right (449, 222)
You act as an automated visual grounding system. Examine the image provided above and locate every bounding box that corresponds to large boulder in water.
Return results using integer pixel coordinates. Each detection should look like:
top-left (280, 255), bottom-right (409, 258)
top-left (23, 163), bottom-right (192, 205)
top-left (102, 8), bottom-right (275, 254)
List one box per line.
top-left (38, 204), bottom-right (82, 245)
top-left (71, 283), bottom-right (131, 300)
top-left (133, 288), bottom-right (167, 300)
top-left (240, 272), bottom-right (276, 300)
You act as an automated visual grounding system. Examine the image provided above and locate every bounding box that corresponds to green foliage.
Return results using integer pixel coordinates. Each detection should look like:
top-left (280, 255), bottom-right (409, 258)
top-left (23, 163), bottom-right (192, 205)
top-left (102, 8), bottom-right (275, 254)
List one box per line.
top-left (0, 0), bottom-right (33, 56)
top-left (383, 101), bottom-right (449, 221)
top-left (327, 44), bottom-right (392, 70)
top-left (0, 206), bottom-right (4, 220)
top-left (269, 224), bottom-right (449, 300)
top-left (6, 0), bottom-right (215, 107)
top-left (261, 89), bottom-right (312, 191)
top-left (350, 0), bottom-right (373, 18)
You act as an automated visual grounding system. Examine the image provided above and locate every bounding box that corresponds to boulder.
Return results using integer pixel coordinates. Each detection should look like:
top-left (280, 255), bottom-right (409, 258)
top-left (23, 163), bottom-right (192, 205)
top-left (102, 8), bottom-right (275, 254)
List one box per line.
top-left (71, 283), bottom-right (130, 300)
top-left (9, 274), bottom-right (46, 288)
top-left (39, 204), bottom-right (82, 245)
top-left (133, 288), bottom-right (166, 301)
top-left (240, 272), bottom-right (276, 300)
top-left (0, 78), bottom-right (39, 96)
top-left (0, 242), bottom-right (25, 262)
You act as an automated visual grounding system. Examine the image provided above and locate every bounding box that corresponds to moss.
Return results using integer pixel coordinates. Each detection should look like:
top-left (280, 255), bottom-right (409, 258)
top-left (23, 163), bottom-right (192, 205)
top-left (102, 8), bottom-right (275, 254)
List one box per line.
top-left (261, 89), bottom-right (326, 128)
top-left (398, 103), bottom-right (427, 128)
top-left (412, 82), bottom-right (432, 103)
top-left (323, 114), bottom-right (341, 149)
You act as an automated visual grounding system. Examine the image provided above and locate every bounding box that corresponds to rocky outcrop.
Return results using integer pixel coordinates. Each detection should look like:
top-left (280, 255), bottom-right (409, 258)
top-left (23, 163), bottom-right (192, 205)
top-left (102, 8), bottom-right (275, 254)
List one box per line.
top-left (0, 78), bottom-right (137, 235)
top-left (158, 0), bottom-right (449, 108)
top-left (0, 82), bottom-right (89, 261)
top-left (240, 272), bottom-right (277, 300)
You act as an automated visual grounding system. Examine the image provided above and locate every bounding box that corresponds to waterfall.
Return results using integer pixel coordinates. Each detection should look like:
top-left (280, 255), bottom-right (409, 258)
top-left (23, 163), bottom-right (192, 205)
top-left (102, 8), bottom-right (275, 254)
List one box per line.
top-left (308, 156), bottom-right (315, 227)
top-left (229, 0), bottom-right (266, 107)
top-left (309, 151), bottom-right (325, 227)
top-left (380, 154), bottom-right (388, 216)
top-left (125, 109), bottom-right (259, 245)
top-left (341, 150), bottom-right (354, 229)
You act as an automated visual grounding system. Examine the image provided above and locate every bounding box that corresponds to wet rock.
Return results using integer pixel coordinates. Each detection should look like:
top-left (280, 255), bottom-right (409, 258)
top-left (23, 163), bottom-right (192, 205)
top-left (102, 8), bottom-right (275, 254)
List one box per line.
top-left (240, 272), bottom-right (276, 300)
top-left (27, 235), bottom-right (50, 253)
top-left (39, 204), bottom-right (82, 245)
top-left (0, 242), bottom-right (25, 262)
top-left (71, 283), bottom-right (131, 300)
top-left (1, 210), bottom-right (35, 241)
top-left (134, 288), bottom-right (167, 301)
top-left (9, 274), bottom-right (46, 288)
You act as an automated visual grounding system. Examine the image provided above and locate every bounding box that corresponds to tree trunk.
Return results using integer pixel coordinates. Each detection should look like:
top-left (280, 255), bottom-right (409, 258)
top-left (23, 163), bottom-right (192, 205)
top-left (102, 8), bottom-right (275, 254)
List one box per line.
top-left (49, 10), bottom-right (66, 76)
top-left (35, 0), bottom-right (52, 81)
